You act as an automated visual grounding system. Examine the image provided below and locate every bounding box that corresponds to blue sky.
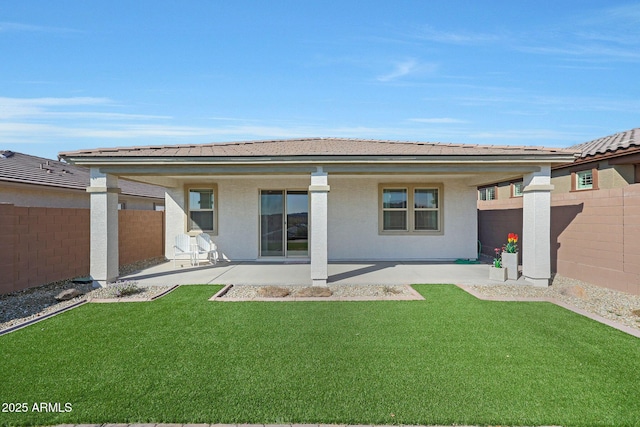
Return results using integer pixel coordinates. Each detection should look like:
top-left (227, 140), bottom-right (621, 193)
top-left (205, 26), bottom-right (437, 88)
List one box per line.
top-left (2, 0), bottom-right (640, 160)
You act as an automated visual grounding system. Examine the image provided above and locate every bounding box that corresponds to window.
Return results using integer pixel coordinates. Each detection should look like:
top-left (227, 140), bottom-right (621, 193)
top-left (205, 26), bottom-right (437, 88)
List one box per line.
top-left (512, 181), bottom-right (524, 197)
top-left (382, 188), bottom-right (407, 231)
top-left (576, 170), bottom-right (593, 190)
top-left (117, 202), bottom-right (126, 210)
top-left (414, 189), bottom-right (439, 230)
top-left (479, 186), bottom-right (496, 201)
top-left (380, 184), bottom-right (442, 234)
top-left (187, 187), bottom-right (217, 232)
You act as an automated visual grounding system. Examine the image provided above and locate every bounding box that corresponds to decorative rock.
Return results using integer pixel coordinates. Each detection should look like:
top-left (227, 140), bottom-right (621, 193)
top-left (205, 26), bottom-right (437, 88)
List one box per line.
top-left (54, 288), bottom-right (83, 301)
top-left (257, 286), bottom-right (290, 298)
top-left (560, 285), bottom-right (587, 299)
top-left (296, 286), bottom-right (333, 297)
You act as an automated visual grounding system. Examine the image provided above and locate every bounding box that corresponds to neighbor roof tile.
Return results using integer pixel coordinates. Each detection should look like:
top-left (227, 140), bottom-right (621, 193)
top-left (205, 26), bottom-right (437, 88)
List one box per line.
top-left (569, 128), bottom-right (640, 158)
top-left (0, 151), bottom-right (165, 198)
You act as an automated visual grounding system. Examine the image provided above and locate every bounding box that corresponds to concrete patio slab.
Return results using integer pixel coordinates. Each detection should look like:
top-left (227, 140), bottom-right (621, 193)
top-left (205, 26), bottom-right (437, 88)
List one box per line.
top-left (120, 260), bottom-right (529, 287)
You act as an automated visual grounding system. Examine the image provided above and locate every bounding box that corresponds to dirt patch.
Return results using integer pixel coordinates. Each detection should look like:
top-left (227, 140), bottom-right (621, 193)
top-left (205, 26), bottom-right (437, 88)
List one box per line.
top-left (257, 286), bottom-right (291, 298)
top-left (295, 286), bottom-right (333, 297)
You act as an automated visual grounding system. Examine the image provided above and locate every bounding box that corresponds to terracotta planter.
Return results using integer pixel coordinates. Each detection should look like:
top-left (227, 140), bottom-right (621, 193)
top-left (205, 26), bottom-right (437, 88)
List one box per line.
top-left (502, 252), bottom-right (519, 280)
top-left (489, 266), bottom-right (507, 281)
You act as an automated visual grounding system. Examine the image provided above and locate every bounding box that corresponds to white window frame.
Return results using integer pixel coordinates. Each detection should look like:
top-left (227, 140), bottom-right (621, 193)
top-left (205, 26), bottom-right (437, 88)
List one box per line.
top-left (379, 183), bottom-right (443, 235)
top-left (576, 170), bottom-right (593, 190)
top-left (479, 186), bottom-right (496, 201)
top-left (185, 185), bottom-right (218, 234)
top-left (512, 181), bottom-right (524, 197)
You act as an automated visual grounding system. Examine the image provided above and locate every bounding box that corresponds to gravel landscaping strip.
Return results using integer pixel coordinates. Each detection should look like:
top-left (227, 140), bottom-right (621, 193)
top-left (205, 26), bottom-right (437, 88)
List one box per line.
top-left (0, 257), bottom-right (169, 333)
top-left (467, 274), bottom-right (640, 332)
top-left (217, 284), bottom-right (423, 301)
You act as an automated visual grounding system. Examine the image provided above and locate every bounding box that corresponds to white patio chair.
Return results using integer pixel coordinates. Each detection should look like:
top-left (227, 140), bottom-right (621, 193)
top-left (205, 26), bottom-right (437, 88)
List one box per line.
top-left (173, 233), bottom-right (196, 268)
top-left (196, 233), bottom-right (218, 265)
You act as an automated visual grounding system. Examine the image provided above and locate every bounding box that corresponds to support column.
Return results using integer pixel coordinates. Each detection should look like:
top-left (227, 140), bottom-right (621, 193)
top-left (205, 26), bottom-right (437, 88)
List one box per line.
top-left (87, 168), bottom-right (120, 287)
top-left (522, 165), bottom-right (553, 287)
top-left (309, 167), bottom-right (329, 286)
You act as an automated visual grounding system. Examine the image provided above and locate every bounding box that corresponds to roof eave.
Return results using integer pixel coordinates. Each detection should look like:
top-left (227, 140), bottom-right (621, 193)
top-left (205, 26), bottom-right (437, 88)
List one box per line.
top-left (60, 153), bottom-right (578, 167)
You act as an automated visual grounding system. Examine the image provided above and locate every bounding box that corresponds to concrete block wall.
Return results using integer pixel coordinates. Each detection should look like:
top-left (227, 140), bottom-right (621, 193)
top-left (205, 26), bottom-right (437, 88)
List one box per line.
top-left (478, 183), bottom-right (640, 294)
top-left (0, 204), bottom-right (164, 295)
top-left (118, 210), bottom-right (165, 266)
top-left (0, 204), bottom-right (91, 294)
top-left (0, 204), bottom-right (18, 292)
top-left (477, 197), bottom-right (523, 262)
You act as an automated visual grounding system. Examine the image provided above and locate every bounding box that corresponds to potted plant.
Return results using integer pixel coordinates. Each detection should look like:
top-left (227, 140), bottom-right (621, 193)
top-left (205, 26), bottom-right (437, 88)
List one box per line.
top-left (489, 247), bottom-right (507, 281)
top-left (501, 233), bottom-right (519, 280)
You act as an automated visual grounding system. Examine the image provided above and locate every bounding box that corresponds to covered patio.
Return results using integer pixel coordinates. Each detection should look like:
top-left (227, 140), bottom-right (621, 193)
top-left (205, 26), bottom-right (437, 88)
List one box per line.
top-left (120, 260), bottom-right (528, 287)
top-left (59, 138), bottom-right (578, 289)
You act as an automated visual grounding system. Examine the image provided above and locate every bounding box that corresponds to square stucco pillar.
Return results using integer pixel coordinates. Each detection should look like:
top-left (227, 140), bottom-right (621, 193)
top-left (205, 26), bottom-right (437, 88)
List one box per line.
top-left (522, 165), bottom-right (553, 287)
top-left (309, 168), bottom-right (329, 286)
top-left (87, 168), bottom-right (120, 287)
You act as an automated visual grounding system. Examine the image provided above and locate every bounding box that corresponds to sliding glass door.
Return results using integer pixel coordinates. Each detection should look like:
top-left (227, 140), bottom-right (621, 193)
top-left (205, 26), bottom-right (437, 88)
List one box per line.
top-left (260, 190), bottom-right (308, 257)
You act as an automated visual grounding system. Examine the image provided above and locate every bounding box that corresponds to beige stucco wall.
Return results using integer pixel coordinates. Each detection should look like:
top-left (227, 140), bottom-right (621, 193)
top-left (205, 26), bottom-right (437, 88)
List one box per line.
top-left (0, 182), bottom-right (161, 210)
top-left (0, 184), bottom-right (89, 208)
top-left (164, 174), bottom-right (478, 261)
top-left (551, 161), bottom-right (635, 194)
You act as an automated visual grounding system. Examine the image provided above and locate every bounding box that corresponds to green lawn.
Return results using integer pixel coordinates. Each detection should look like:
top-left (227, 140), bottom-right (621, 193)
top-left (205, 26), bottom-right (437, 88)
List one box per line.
top-left (1, 285), bottom-right (640, 427)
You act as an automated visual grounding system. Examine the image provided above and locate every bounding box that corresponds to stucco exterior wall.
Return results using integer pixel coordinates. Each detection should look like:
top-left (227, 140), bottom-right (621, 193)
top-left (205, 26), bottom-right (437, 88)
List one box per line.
top-left (327, 176), bottom-right (477, 260)
top-left (164, 175), bottom-right (478, 262)
top-left (551, 161), bottom-right (635, 194)
top-left (0, 184), bottom-right (89, 208)
top-left (0, 183), bottom-right (161, 210)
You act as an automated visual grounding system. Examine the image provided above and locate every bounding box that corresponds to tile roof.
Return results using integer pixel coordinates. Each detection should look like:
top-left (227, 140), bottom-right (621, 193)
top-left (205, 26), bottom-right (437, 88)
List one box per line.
top-left (0, 150), bottom-right (165, 199)
top-left (569, 128), bottom-right (640, 158)
top-left (59, 137), bottom-right (576, 159)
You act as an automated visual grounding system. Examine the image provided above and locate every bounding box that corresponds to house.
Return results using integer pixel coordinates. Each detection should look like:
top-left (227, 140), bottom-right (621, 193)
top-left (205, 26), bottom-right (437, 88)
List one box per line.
top-left (477, 128), bottom-right (640, 294)
top-left (59, 138), bottom-right (577, 287)
top-left (478, 128), bottom-right (640, 201)
top-left (0, 150), bottom-right (165, 209)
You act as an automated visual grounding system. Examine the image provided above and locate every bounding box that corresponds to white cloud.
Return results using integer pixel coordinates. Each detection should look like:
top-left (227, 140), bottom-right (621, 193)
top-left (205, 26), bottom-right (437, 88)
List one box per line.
top-left (0, 97), bottom-right (170, 121)
top-left (376, 59), bottom-right (437, 82)
top-left (414, 25), bottom-right (502, 45)
top-left (408, 118), bottom-right (467, 124)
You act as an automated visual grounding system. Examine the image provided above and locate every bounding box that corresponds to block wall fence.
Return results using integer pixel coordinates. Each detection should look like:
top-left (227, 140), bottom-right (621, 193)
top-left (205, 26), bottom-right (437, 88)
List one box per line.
top-left (0, 204), bottom-right (164, 294)
top-left (478, 183), bottom-right (640, 295)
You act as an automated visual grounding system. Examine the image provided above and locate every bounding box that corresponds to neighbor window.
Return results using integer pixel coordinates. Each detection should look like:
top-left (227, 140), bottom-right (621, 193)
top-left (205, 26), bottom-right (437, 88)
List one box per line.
top-left (479, 186), bottom-right (496, 201)
top-left (187, 187), bottom-right (217, 232)
top-left (576, 170), bottom-right (593, 190)
top-left (380, 184), bottom-right (442, 234)
top-left (512, 181), bottom-right (524, 197)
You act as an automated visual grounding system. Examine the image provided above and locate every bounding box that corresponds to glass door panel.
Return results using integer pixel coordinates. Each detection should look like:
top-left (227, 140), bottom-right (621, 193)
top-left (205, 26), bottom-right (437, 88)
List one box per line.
top-left (260, 190), bottom-right (284, 257)
top-left (286, 191), bottom-right (308, 257)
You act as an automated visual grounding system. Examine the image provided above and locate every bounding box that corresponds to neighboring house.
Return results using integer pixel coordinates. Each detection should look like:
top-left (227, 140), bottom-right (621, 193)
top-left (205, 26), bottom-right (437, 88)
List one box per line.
top-left (0, 150), bottom-right (165, 209)
top-left (478, 128), bottom-right (640, 200)
top-left (477, 128), bottom-right (640, 294)
top-left (60, 138), bottom-right (576, 287)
